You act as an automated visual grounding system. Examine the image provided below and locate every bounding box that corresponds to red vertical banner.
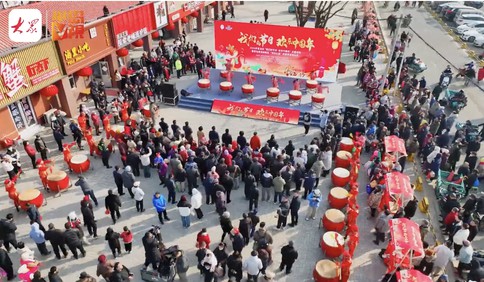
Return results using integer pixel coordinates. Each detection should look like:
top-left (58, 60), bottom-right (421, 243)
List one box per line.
top-left (213, 21), bottom-right (343, 83)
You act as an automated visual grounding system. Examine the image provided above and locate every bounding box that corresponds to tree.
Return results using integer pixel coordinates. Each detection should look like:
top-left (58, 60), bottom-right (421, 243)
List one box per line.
top-left (313, 1), bottom-right (348, 29)
top-left (293, 1), bottom-right (315, 27)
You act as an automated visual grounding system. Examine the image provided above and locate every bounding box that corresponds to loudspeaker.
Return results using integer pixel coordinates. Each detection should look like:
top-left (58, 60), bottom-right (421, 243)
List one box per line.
top-left (344, 106), bottom-right (359, 124)
top-left (161, 82), bottom-right (179, 105)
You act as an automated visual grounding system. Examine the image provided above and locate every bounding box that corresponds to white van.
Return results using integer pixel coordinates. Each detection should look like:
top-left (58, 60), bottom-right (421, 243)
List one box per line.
top-left (455, 8), bottom-right (484, 22)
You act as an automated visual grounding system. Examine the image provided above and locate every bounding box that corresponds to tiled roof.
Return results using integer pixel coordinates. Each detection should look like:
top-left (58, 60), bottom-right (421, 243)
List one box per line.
top-left (0, 1), bottom-right (139, 54)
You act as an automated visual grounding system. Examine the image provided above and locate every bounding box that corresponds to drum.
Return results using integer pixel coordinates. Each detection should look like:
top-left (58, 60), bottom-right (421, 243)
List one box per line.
top-left (335, 151), bottom-right (352, 168)
top-left (289, 90), bottom-right (302, 106)
top-left (18, 189), bottom-right (44, 210)
top-left (306, 80), bottom-right (318, 89)
top-left (313, 260), bottom-right (340, 282)
top-left (328, 187), bottom-right (349, 209)
top-left (220, 82), bottom-right (233, 92)
top-left (331, 167), bottom-right (350, 187)
top-left (241, 84), bottom-right (254, 94)
top-left (321, 231), bottom-right (345, 258)
top-left (47, 170), bottom-right (70, 192)
top-left (312, 93), bottom-right (326, 108)
top-left (220, 70), bottom-right (228, 79)
top-left (142, 105), bottom-right (151, 118)
top-left (70, 154), bottom-right (90, 173)
top-left (266, 87), bottom-right (280, 102)
top-left (322, 209), bottom-right (346, 232)
top-left (339, 137), bottom-right (354, 152)
top-left (198, 79), bottom-right (211, 89)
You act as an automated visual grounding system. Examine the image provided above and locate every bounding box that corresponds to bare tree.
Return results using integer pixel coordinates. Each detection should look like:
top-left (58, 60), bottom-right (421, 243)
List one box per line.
top-left (294, 1), bottom-right (315, 27)
top-left (314, 1), bottom-right (348, 29)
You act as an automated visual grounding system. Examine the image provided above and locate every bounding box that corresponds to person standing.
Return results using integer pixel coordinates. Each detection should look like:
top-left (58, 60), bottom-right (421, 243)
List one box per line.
top-left (243, 251), bottom-right (263, 281)
top-left (279, 241), bottom-right (298, 274)
top-left (264, 9), bottom-right (269, 22)
top-left (105, 190), bottom-right (122, 224)
top-left (97, 139), bottom-right (112, 169)
top-left (288, 192), bottom-right (301, 227)
top-left (165, 174), bottom-right (177, 204)
top-left (227, 251), bottom-right (243, 282)
top-left (249, 182), bottom-right (260, 212)
top-left (29, 222), bottom-right (51, 256)
top-left (305, 189), bottom-right (322, 221)
top-left (431, 241), bottom-right (454, 279)
top-left (48, 266), bottom-right (63, 282)
top-left (133, 181), bottom-right (145, 212)
top-left (80, 200), bottom-right (98, 238)
top-left (45, 224), bottom-right (68, 260)
top-left (260, 169), bottom-right (273, 202)
top-left (191, 188), bottom-right (204, 219)
top-left (126, 151), bottom-right (141, 177)
top-left (276, 197), bottom-right (290, 230)
top-left (142, 231), bottom-right (161, 272)
top-left (220, 211), bottom-right (233, 243)
top-left (0, 213), bottom-right (18, 252)
top-left (120, 226), bottom-right (133, 254)
top-left (303, 112), bottom-right (312, 135)
top-left (238, 213), bottom-right (252, 246)
top-left (273, 173), bottom-right (285, 204)
top-left (105, 227), bottom-right (121, 258)
top-left (302, 169), bottom-right (316, 199)
top-left (75, 176), bottom-right (99, 207)
top-left (34, 135), bottom-right (48, 160)
top-left (175, 250), bottom-right (189, 282)
top-left (152, 192), bottom-right (170, 225)
top-left (23, 140), bottom-right (37, 169)
top-left (26, 203), bottom-right (46, 232)
top-left (177, 195), bottom-right (192, 228)
top-left (458, 240), bottom-right (473, 277)
top-left (113, 166), bottom-right (124, 195)
top-left (140, 147), bottom-right (152, 178)
top-left (122, 166), bottom-right (135, 198)
top-left (374, 209), bottom-right (391, 245)
top-left (0, 244), bottom-right (14, 281)
top-left (63, 223), bottom-right (86, 259)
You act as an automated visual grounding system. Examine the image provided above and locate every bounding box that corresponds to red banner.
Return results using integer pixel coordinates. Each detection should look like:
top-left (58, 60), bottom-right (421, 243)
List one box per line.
top-left (214, 21), bottom-right (343, 83)
top-left (384, 136), bottom-right (407, 155)
top-left (211, 100), bottom-right (300, 125)
top-left (389, 218), bottom-right (424, 257)
top-left (111, 4), bottom-right (156, 48)
top-left (385, 172), bottom-right (413, 200)
top-left (396, 270), bottom-right (432, 282)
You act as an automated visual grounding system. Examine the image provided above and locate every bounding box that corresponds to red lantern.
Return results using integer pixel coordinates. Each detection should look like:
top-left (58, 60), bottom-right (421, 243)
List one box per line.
top-left (39, 84), bottom-right (58, 98)
top-left (181, 17), bottom-right (188, 24)
top-left (151, 31), bottom-right (160, 40)
top-left (191, 11), bottom-right (199, 18)
top-left (76, 66), bottom-right (93, 77)
top-left (116, 48), bottom-right (129, 57)
top-left (210, 2), bottom-right (217, 7)
top-left (1, 138), bottom-right (14, 148)
top-left (165, 22), bottom-right (175, 31)
top-left (132, 39), bottom-right (144, 47)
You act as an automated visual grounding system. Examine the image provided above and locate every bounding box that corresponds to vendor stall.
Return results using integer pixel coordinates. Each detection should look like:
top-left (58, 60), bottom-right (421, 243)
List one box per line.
top-left (380, 172), bottom-right (413, 213)
top-left (396, 269), bottom-right (432, 282)
top-left (384, 136), bottom-right (407, 162)
top-left (383, 218), bottom-right (424, 273)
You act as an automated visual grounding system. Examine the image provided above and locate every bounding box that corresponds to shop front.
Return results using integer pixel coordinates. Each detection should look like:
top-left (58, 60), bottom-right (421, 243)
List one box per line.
top-left (0, 40), bottom-right (64, 142)
top-left (55, 18), bottom-right (116, 117)
top-left (166, 1), bottom-right (208, 37)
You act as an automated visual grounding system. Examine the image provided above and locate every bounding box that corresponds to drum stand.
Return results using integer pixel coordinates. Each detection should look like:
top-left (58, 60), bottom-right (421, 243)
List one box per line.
top-left (219, 88), bottom-right (233, 95)
top-left (288, 98), bottom-right (301, 106)
top-left (306, 88), bottom-right (316, 95)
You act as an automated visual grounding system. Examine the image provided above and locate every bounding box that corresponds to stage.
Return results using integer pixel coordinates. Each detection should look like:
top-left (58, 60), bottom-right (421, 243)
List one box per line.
top-left (179, 69), bottom-right (343, 123)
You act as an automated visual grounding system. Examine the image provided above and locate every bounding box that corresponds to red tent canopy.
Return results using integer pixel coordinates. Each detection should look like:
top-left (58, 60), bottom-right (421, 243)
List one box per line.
top-left (386, 172), bottom-right (413, 201)
top-left (384, 218), bottom-right (424, 272)
top-left (384, 136), bottom-right (407, 156)
top-left (396, 269), bottom-right (432, 282)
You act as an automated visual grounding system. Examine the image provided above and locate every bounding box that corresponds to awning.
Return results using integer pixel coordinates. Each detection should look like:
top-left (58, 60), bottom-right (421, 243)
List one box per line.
top-left (396, 269), bottom-right (432, 282)
top-left (386, 172), bottom-right (413, 204)
top-left (384, 136), bottom-right (407, 156)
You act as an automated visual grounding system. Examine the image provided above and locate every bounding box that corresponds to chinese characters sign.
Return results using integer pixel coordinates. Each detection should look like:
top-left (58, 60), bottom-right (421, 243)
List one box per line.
top-left (211, 100), bottom-right (300, 125)
top-left (8, 8), bottom-right (42, 43)
top-left (111, 4), bottom-right (156, 48)
top-left (0, 41), bottom-right (63, 108)
top-left (214, 21), bottom-right (344, 83)
top-left (51, 10), bottom-right (85, 41)
top-left (153, 1), bottom-right (168, 28)
top-left (63, 42), bottom-right (91, 66)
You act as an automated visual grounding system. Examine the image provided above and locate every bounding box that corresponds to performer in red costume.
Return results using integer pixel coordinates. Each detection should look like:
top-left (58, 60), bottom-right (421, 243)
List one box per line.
top-left (346, 206), bottom-right (358, 226)
top-left (310, 71), bottom-right (317, 80)
top-left (203, 67), bottom-right (210, 79)
top-left (246, 72), bottom-right (255, 85)
top-left (317, 83), bottom-right (329, 94)
top-left (103, 114), bottom-right (112, 139)
top-left (85, 129), bottom-right (97, 157)
top-left (37, 160), bottom-right (53, 190)
top-left (78, 112), bottom-right (87, 133)
top-left (90, 112), bottom-right (101, 135)
top-left (121, 101), bottom-right (129, 122)
top-left (62, 142), bottom-right (76, 171)
top-left (347, 230), bottom-right (359, 258)
top-left (340, 251), bottom-right (352, 282)
top-left (293, 79), bottom-right (300, 91)
top-left (4, 179), bottom-right (15, 193)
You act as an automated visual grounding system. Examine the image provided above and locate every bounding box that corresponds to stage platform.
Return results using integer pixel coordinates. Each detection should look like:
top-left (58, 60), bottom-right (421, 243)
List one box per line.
top-left (178, 69), bottom-right (343, 126)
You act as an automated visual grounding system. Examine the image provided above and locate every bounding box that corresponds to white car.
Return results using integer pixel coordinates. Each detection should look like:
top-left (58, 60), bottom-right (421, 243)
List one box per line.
top-left (472, 34), bottom-right (484, 47)
top-left (456, 22), bottom-right (484, 34)
top-left (460, 27), bottom-right (484, 41)
top-left (455, 14), bottom-right (484, 25)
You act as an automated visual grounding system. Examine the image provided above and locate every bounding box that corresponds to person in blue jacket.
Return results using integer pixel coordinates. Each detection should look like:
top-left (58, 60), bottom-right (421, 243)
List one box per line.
top-left (305, 189), bottom-right (322, 221)
top-left (29, 222), bottom-right (51, 255)
top-left (152, 192), bottom-right (170, 225)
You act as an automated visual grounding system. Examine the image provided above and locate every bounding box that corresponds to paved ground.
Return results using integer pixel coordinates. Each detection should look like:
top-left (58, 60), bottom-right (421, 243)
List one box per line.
top-left (1, 2), bottom-right (473, 282)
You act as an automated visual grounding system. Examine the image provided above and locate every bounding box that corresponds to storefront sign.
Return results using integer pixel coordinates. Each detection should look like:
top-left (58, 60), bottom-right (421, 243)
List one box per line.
top-left (152, 2), bottom-right (168, 29)
top-left (51, 10), bottom-right (85, 41)
top-left (111, 4), bottom-right (156, 48)
top-left (0, 40), bottom-right (63, 108)
top-left (214, 21), bottom-right (343, 83)
top-left (167, 1), bottom-right (205, 22)
top-left (56, 19), bottom-right (114, 74)
top-left (211, 100), bottom-right (300, 125)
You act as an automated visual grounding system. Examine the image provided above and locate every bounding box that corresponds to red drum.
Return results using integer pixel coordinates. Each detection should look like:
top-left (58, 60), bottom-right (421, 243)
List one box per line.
top-left (198, 79), bottom-right (211, 89)
top-left (70, 154), bottom-right (90, 173)
top-left (321, 231), bottom-right (345, 258)
top-left (306, 79), bottom-right (318, 89)
top-left (266, 87), bottom-right (280, 102)
top-left (18, 189), bottom-right (44, 210)
top-left (328, 187), bottom-right (349, 209)
top-left (220, 70), bottom-right (228, 79)
top-left (335, 151), bottom-right (352, 168)
top-left (312, 93), bottom-right (326, 109)
top-left (142, 105), bottom-right (151, 118)
top-left (313, 260), bottom-right (340, 282)
top-left (289, 90), bottom-right (302, 106)
top-left (323, 209), bottom-right (346, 232)
top-left (339, 137), bottom-right (354, 152)
top-left (219, 82), bottom-right (233, 92)
top-left (47, 171), bottom-right (70, 192)
top-left (332, 167), bottom-right (350, 187)
top-left (241, 84), bottom-right (254, 94)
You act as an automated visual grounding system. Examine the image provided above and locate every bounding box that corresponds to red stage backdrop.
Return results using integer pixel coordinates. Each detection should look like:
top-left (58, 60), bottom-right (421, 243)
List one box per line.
top-left (211, 100), bottom-right (300, 124)
top-left (214, 21), bottom-right (343, 83)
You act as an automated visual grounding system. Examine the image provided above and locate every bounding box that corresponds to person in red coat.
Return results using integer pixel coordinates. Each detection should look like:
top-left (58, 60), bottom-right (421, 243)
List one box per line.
top-left (347, 206), bottom-right (358, 226)
top-left (196, 228), bottom-right (211, 249)
top-left (23, 140), bottom-right (37, 169)
top-left (340, 251), bottom-right (352, 282)
top-left (249, 132), bottom-right (261, 150)
top-left (91, 112), bottom-right (101, 135)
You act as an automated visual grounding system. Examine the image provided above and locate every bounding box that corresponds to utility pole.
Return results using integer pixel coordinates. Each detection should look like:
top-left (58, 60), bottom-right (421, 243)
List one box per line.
top-left (379, 15), bottom-right (403, 96)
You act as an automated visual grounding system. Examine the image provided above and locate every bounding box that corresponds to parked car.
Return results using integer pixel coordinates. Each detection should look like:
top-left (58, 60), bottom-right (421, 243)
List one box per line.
top-left (437, 2), bottom-right (464, 13)
top-left (456, 14), bottom-right (484, 25)
top-left (445, 7), bottom-right (477, 21)
top-left (460, 27), bottom-right (484, 42)
top-left (432, 1), bottom-right (452, 10)
top-left (441, 3), bottom-right (467, 15)
top-left (464, 1), bottom-right (484, 9)
top-left (454, 8), bottom-right (484, 22)
top-left (455, 21), bottom-right (484, 34)
top-left (472, 34), bottom-right (484, 47)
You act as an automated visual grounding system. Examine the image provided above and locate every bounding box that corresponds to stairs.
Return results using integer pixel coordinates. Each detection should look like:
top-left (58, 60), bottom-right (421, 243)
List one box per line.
top-left (178, 96), bottom-right (321, 127)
